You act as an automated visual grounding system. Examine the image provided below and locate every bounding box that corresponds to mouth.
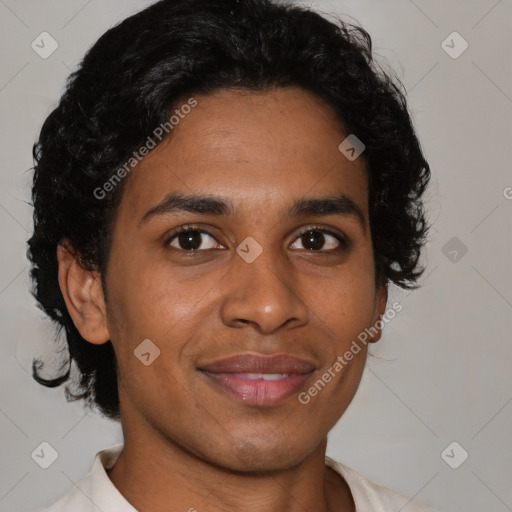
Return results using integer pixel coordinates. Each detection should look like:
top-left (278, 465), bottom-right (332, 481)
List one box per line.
top-left (197, 353), bottom-right (316, 406)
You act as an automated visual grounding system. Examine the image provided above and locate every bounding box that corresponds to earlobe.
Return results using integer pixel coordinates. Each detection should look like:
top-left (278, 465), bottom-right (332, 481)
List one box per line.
top-left (57, 240), bottom-right (110, 345)
top-left (368, 284), bottom-right (388, 343)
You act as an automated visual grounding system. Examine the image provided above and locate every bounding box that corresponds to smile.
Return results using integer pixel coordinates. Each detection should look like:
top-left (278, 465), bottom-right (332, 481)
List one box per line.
top-left (198, 353), bottom-right (316, 406)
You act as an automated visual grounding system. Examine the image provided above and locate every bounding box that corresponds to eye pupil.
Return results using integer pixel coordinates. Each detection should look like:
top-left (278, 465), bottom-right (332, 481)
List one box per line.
top-left (178, 230), bottom-right (202, 250)
top-left (302, 230), bottom-right (325, 250)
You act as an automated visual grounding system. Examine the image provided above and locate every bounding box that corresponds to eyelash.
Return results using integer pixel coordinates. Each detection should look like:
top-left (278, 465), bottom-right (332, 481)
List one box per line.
top-left (164, 224), bottom-right (349, 253)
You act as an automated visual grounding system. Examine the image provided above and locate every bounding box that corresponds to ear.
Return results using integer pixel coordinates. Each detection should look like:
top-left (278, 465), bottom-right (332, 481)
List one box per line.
top-left (57, 240), bottom-right (110, 345)
top-left (368, 283), bottom-right (388, 343)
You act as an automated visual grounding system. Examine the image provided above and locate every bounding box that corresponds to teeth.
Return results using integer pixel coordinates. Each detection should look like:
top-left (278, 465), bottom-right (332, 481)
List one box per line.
top-left (238, 373), bottom-right (289, 380)
top-left (262, 373), bottom-right (288, 381)
top-left (244, 373), bottom-right (262, 380)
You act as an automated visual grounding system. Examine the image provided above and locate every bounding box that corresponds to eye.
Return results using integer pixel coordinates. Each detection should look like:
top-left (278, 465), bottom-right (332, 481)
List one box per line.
top-left (290, 228), bottom-right (347, 252)
top-left (166, 227), bottom-right (222, 251)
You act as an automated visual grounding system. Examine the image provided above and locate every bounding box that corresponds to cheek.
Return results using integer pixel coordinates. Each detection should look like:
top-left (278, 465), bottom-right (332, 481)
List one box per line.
top-left (104, 253), bottom-right (218, 357)
top-left (307, 261), bottom-right (377, 344)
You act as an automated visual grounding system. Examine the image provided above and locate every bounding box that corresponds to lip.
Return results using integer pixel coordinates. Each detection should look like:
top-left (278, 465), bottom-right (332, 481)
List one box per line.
top-left (198, 353), bottom-right (316, 406)
top-left (199, 353), bottom-right (316, 374)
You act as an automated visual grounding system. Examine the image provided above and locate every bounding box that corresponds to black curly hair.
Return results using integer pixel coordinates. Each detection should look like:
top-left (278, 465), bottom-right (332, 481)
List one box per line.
top-left (27, 0), bottom-right (431, 421)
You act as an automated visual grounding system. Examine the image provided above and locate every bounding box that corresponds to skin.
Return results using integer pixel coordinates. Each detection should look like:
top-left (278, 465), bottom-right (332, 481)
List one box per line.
top-left (58, 86), bottom-right (388, 512)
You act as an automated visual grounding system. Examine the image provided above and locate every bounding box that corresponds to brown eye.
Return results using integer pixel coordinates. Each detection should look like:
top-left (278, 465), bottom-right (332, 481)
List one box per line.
top-left (167, 229), bottom-right (220, 251)
top-left (290, 228), bottom-right (346, 251)
top-left (301, 230), bottom-right (326, 250)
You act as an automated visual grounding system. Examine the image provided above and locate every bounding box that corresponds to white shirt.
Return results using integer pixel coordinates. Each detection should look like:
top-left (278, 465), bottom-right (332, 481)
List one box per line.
top-left (37, 444), bottom-right (437, 512)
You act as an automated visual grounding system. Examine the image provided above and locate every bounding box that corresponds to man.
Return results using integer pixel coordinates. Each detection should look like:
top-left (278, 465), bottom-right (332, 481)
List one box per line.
top-left (28, 0), bottom-right (434, 510)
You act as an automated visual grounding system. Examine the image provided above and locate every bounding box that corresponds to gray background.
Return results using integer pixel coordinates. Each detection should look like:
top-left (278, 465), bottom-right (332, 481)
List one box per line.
top-left (1, 1), bottom-right (511, 511)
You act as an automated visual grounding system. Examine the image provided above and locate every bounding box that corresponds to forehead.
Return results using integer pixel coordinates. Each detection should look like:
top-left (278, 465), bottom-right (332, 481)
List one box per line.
top-left (118, 87), bottom-right (368, 220)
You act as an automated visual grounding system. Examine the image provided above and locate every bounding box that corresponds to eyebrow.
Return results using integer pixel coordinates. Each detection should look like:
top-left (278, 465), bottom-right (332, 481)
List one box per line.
top-left (139, 191), bottom-right (366, 231)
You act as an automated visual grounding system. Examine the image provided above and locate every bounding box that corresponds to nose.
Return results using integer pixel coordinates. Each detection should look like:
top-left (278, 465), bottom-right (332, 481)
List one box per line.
top-left (220, 245), bottom-right (309, 334)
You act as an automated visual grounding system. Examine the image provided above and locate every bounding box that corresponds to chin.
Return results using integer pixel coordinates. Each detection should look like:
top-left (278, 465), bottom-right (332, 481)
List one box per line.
top-left (208, 436), bottom-right (312, 474)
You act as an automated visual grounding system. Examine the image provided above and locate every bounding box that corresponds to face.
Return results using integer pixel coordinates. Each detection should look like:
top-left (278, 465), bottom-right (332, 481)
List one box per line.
top-left (79, 87), bottom-right (387, 471)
